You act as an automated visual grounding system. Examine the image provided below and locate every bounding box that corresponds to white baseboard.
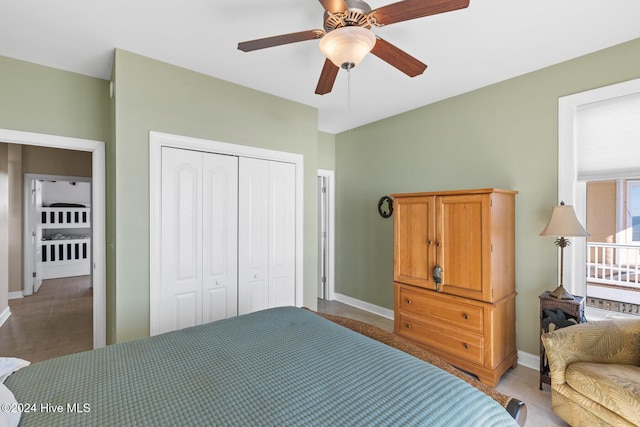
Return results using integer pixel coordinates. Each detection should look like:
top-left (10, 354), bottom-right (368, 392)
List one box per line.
top-left (333, 293), bottom-right (394, 320)
top-left (0, 307), bottom-right (11, 328)
top-left (8, 291), bottom-right (23, 300)
top-left (517, 350), bottom-right (539, 371)
top-left (332, 293), bottom-right (541, 371)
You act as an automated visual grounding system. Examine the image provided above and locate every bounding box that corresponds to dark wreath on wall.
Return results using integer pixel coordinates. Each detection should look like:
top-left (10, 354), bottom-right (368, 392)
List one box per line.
top-left (378, 196), bottom-right (393, 218)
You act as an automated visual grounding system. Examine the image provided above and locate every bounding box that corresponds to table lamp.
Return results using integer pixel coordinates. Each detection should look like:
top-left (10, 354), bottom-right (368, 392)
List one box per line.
top-left (540, 202), bottom-right (590, 300)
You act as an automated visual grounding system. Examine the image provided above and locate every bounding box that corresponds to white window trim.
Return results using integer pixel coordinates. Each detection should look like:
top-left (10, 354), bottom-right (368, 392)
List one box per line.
top-left (559, 78), bottom-right (640, 319)
top-left (625, 180), bottom-right (640, 245)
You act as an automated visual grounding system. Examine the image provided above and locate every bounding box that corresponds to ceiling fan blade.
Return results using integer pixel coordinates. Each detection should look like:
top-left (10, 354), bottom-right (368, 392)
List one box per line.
top-left (315, 59), bottom-right (340, 95)
top-left (371, 38), bottom-right (427, 77)
top-left (371, 0), bottom-right (470, 26)
top-left (238, 30), bottom-right (324, 52)
top-left (319, 0), bottom-right (347, 13)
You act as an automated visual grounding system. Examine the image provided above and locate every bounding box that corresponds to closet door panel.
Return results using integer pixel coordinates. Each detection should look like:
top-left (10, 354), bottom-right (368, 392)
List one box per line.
top-left (176, 293), bottom-right (198, 328)
top-left (244, 282), bottom-right (269, 314)
top-left (238, 157), bottom-right (269, 315)
top-left (202, 153), bottom-right (238, 322)
top-left (269, 161), bottom-right (296, 307)
top-left (160, 147), bottom-right (203, 333)
top-left (203, 288), bottom-right (231, 324)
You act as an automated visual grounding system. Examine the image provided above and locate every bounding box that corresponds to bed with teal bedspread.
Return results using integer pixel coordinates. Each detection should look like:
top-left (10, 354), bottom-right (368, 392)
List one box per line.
top-left (5, 307), bottom-right (519, 426)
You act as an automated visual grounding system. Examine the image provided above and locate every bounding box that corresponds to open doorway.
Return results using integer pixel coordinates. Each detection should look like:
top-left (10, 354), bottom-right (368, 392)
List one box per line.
top-left (0, 128), bottom-right (105, 349)
top-left (23, 175), bottom-right (92, 296)
top-left (317, 169), bottom-right (335, 301)
top-left (1, 161), bottom-right (94, 362)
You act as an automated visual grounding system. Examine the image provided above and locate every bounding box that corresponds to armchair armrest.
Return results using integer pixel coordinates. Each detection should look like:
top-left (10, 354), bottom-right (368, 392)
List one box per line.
top-left (541, 318), bottom-right (640, 386)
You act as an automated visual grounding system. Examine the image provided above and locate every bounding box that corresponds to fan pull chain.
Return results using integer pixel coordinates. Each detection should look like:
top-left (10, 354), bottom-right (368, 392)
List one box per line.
top-left (346, 67), bottom-right (352, 131)
top-left (347, 67), bottom-right (352, 110)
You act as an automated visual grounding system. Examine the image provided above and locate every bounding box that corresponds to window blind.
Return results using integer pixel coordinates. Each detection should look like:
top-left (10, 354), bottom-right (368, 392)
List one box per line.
top-left (576, 91), bottom-right (640, 181)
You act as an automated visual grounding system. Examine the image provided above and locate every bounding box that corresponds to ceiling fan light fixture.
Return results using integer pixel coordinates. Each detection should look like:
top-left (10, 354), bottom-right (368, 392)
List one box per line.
top-left (319, 26), bottom-right (376, 70)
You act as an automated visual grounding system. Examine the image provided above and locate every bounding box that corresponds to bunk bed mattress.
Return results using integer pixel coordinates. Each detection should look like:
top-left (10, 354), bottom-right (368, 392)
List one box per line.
top-left (5, 307), bottom-right (518, 426)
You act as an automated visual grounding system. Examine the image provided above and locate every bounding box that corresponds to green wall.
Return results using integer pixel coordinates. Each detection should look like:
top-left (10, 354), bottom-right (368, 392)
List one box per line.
top-left (0, 55), bottom-right (109, 339)
top-left (334, 38), bottom-right (640, 355)
top-left (318, 131), bottom-right (336, 170)
top-left (111, 50), bottom-right (319, 343)
top-left (0, 56), bottom-right (109, 140)
top-left (2, 37), bottom-right (639, 355)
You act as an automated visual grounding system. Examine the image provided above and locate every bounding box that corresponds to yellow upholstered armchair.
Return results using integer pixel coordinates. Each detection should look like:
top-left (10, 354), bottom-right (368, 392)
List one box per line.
top-left (541, 318), bottom-right (640, 427)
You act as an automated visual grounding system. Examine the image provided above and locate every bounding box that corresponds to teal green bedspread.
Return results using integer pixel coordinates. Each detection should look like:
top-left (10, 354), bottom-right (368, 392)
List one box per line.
top-left (6, 307), bottom-right (517, 426)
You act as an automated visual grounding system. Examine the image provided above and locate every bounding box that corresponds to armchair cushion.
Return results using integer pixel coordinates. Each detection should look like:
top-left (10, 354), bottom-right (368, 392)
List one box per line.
top-left (541, 318), bottom-right (640, 427)
top-left (542, 319), bottom-right (640, 386)
top-left (566, 362), bottom-right (640, 423)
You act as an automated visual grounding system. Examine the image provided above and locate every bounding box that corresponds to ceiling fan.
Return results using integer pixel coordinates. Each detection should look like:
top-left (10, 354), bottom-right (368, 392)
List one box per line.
top-left (237, 0), bottom-right (470, 95)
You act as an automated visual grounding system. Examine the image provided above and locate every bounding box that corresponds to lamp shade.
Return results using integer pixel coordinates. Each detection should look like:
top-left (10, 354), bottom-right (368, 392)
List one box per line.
top-left (540, 204), bottom-right (590, 237)
top-left (319, 26), bottom-right (376, 69)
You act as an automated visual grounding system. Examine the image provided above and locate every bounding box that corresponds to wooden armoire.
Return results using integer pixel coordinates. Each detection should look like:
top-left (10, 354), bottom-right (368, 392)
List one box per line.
top-left (392, 188), bottom-right (517, 387)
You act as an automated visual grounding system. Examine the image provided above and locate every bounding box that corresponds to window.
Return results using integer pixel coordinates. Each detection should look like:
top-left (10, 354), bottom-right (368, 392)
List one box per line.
top-left (627, 180), bottom-right (640, 243)
top-left (586, 179), bottom-right (640, 313)
top-left (559, 78), bottom-right (640, 318)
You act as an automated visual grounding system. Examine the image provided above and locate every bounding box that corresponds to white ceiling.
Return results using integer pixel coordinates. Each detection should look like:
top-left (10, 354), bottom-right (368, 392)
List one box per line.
top-left (1, 0), bottom-right (639, 134)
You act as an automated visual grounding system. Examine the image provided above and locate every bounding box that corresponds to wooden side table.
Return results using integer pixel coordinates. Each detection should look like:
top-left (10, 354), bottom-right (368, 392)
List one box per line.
top-left (539, 291), bottom-right (585, 390)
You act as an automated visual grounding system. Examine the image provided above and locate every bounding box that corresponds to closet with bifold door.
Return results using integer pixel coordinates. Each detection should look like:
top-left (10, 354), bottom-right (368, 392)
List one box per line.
top-left (158, 147), bottom-right (296, 335)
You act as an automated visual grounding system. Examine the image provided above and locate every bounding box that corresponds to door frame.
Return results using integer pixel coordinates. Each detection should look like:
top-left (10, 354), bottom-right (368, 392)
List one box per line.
top-left (0, 128), bottom-right (106, 349)
top-left (317, 169), bottom-right (335, 300)
top-left (149, 131), bottom-right (304, 335)
top-left (23, 173), bottom-right (92, 296)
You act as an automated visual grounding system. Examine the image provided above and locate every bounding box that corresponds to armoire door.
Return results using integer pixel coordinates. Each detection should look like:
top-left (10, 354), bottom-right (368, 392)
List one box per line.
top-left (238, 157), bottom-right (295, 315)
top-left (436, 193), bottom-right (486, 300)
top-left (393, 195), bottom-right (437, 289)
top-left (159, 147), bottom-right (238, 334)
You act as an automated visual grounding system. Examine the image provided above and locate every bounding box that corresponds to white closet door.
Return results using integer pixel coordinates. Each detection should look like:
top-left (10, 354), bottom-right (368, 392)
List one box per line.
top-left (202, 153), bottom-right (238, 322)
top-left (238, 158), bottom-right (296, 315)
top-left (268, 161), bottom-right (296, 308)
top-left (238, 157), bottom-right (269, 315)
top-left (160, 147), bottom-right (203, 333)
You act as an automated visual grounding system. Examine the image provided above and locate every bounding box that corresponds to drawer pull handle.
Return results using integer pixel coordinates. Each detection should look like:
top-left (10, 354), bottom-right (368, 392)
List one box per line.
top-left (463, 313), bottom-right (470, 320)
top-left (405, 323), bottom-right (412, 329)
top-left (405, 299), bottom-right (412, 305)
top-left (463, 343), bottom-right (469, 349)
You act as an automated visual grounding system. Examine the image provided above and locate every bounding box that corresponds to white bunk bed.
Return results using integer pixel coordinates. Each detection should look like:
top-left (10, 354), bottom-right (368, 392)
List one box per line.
top-left (39, 204), bottom-right (91, 279)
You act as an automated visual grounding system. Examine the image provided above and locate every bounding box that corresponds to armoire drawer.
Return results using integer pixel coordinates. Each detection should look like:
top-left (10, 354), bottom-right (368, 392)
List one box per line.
top-left (397, 286), bottom-right (484, 334)
top-left (397, 313), bottom-right (484, 365)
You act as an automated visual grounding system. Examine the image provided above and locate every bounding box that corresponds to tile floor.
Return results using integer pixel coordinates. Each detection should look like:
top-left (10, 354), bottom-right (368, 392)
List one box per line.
top-left (317, 299), bottom-right (569, 427)
top-left (1, 284), bottom-right (568, 426)
top-left (0, 276), bottom-right (93, 363)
